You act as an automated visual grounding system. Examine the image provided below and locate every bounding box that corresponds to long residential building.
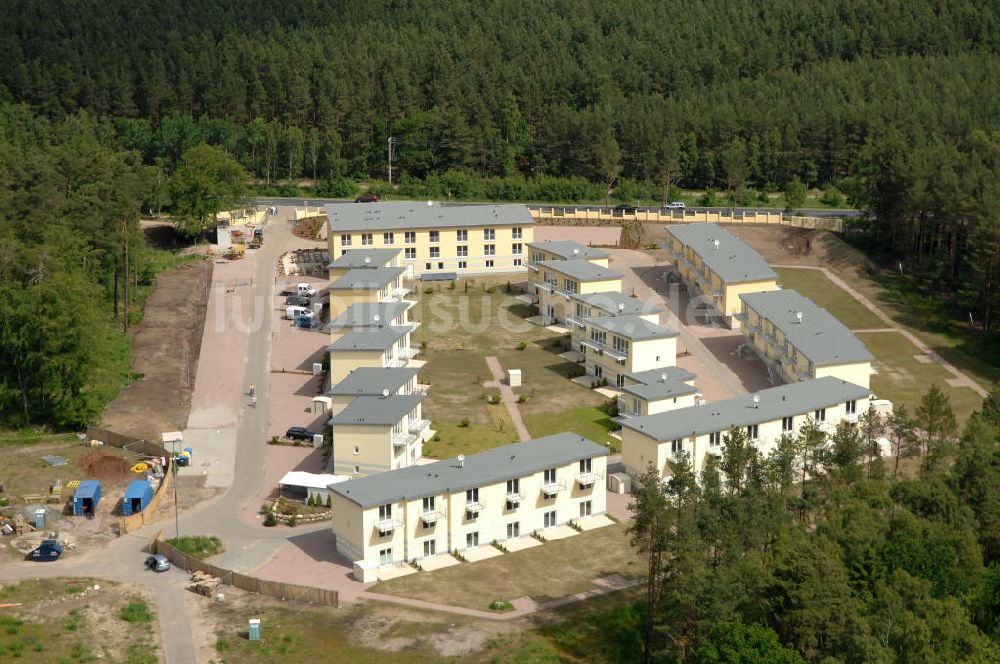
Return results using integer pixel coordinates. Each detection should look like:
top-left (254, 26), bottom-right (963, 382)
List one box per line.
top-left (572, 315), bottom-right (679, 386)
top-left (617, 367), bottom-right (700, 418)
top-left (664, 223), bottom-right (779, 328)
top-left (326, 201), bottom-right (534, 277)
top-left (533, 260), bottom-right (623, 325)
top-left (330, 433), bottom-right (609, 582)
top-left (328, 393), bottom-right (431, 477)
top-left (620, 377), bottom-right (872, 480)
top-left (739, 289), bottom-right (874, 389)
top-left (325, 367), bottom-right (421, 418)
top-left (326, 301), bottom-right (415, 343)
top-left (327, 325), bottom-right (418, 383)
top-left (526, 240), bottom-right (609, 268)
top-left (326, 248), bottom-right (401, 280)
top-left (327, 266), bottom-right (409, 318)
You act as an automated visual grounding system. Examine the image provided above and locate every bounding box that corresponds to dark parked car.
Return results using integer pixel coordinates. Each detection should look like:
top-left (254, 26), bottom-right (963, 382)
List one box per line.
top-left (613, 203), bottom-right (637, 214)
top-left (285, 426), bottom-right (314, 441)
top-left (28, 539), bottom-right (63, 562)
top-left (355, 193), bottom-right (379, 203)
top-left (285, 295), bottom-right (310, 307)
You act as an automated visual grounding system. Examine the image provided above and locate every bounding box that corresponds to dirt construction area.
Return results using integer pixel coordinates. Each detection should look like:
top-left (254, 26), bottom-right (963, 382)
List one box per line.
top-left (100, 260), bottom-right (213, 442)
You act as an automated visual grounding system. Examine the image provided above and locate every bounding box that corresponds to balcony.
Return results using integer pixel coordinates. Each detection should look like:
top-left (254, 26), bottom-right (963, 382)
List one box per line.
top-left (505, 492), bottom-right (524, 506)
top-left (377, 518), bottom-right (402, 535)
top-left (398, 346), bottom-right (419, 360)
top-left (577, 472), bottom-right (603, 488)
top-left (392, 431), bottom-right (417, 448)
top-left (389, 286), bottom-right (411, 300)
top-left (386, 356), bottom-right (409, 368)
top-left (542, 481), bottom-right (565, 497)
top-left (845, 413), bottom-right (859, 424)
top-left (465, 501), bottom-right (484, 514)
top-left (421, 510), bottom-right (442, 526)
top-left (525, 260), bottom-right (539, 272)
top-left (579, 337), bottom-right (627, 361)
top-left (533, 281), bottom-right (555, 294)
top-left (706, 445), bottom-right (724, 458)
top-left (564, 313), bottom-right (587, 329)
top-left (408, 419), bottom-right (431, 435)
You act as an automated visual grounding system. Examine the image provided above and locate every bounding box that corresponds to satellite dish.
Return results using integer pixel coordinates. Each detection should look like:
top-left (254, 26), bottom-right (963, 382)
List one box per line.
top-left (713, 239), bottom-right (720, 250)
top-left (373, 314), bottom-right (381, 324)
top-left (572, 248), bottom-right (580, 255)
top-left (618, 302), bottom-right (625, 312)
top-left (381, 388), bottom-right (390, 398)
top-left (364, 256), bottom-right (371, 264)
top-left (753, 394), bottom-right (760, 408)
top-left (795, 311), bottom-right (803, 323)
top-left (660, 372), bottom-right (668, 382)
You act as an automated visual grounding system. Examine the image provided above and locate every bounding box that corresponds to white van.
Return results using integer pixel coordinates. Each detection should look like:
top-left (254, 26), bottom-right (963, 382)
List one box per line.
top-left (286, 305), bottom-right (313, 319)
top-left (296, 283), bottom-right (316, 297)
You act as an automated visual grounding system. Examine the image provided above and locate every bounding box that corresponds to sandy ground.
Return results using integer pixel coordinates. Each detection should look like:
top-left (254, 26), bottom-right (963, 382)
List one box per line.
top-left (533, 224), bottom-right (622, 246)
top-left (251, 528), bottom-right (372, 601)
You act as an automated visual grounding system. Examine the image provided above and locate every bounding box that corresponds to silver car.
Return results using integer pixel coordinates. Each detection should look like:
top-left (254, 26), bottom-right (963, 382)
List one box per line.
top-left (145, 554), bottom-right (170, 572)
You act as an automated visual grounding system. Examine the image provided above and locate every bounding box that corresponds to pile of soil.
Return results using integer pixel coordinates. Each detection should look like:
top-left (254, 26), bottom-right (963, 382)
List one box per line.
top-left (76, 450), bottom-right (132, 482)
top-left (293, 215), bottom-right (325, 240)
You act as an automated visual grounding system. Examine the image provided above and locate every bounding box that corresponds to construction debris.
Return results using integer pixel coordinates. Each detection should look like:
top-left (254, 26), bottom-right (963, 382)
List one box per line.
top-left (40, 455), bottom-right (69, 467)
top-left (186, 571), bottom-right (222, 596)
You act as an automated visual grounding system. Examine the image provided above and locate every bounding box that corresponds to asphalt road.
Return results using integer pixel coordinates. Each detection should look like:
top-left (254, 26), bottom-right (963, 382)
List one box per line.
top-left (255, 196), bottom-right (861, 219)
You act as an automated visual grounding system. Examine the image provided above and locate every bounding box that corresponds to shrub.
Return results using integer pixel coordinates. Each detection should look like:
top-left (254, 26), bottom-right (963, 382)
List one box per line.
top-left (287, 513), bottom-right (298, 527)
top-left (263, 511), bottom-right (277, 527)
top-left (820, 185), bottom-right (845, 207)
top-left (448, 280), bottom-right (456, 290)
top-left (516, 341), bottom-right (527, 351)
top-left (485, 285), bottom-right (496, 294)
top-left (433, 434), bottom-right (441, 441)
top-left (516, 394), bottom-right (528, 404)
top-left (325, 494), bottom-right (332, 508)
top-left (119, 599), bottom-right (153, 623)
top-left (489, 600), bottom-right (514, 612)
top-left (314, 177), bottom-right (358, 198)
top-left (166, 535), bottom-right (224, 559)
top-left (423, 287), bottom-right (434, 294)
top-left (269, 435), bottom-right (280, 445)
top-left (459, 417), bottom-right (471, 428)
top-left (487, 392), bottom-right (502, 405)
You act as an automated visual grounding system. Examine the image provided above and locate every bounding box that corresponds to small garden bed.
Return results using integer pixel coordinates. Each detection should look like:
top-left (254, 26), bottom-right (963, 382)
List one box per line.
top-left (165, 535), bottom-right (224, 559)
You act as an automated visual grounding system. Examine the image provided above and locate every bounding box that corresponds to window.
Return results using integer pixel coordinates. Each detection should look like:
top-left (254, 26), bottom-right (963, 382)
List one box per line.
top-left (379, 547), bottom-right (393, 566)
top-left (580, 500), bottom-right (592, 517)
top-left (405, 247), bottom-right (416, 259)
top-left (404, 231), bottom-right (416, 244)
top-left (340, 234), bottom-right (352, 247)
top-left (466, 532), bottom-right (479, 548)
top-left (782, 416), bottom-right (794, 432)
top-left (438, 262), bottom-right (444, 270)
top-left (616, 374), bottom-right (625, 387)
top-left (383, 232), bottom-right (394, 244)
top-left (709, 432), bottom-right (721, 446)
top-left (512, 227), bottom-right (522, 239)
top-left (671, 439), bottom-right (683, 454)
top-left (423, 539), bottom-right (436, 557)
top-left (341, 249), bottom-right (349, 256)
top-left (429, 230), bottom-right (439, 243)
top-left (457, 229), bottom-right (468, 242)
top-left (506, 478), bottom-right (520, 494)
top-left (457, 245), bottom-right (468, 257)
top-left (814, 408), bottom-right (827, 422)
top-left (612, 337), bottom-right (629, 354)
top-left (590, 329), bottom-right (607, 345)
top-left (458, 261), bottom-right (467, 269)
top-left (747, 424), bottom-right (759, 440)
top-left (544, 468), bottom-right (557, 484)
top-left (466, 488), bottom-right (479, 503)
top-left (484, 229), bottom-right (495, 241)
top-left (512, 243), bottom-right (523, 255)
top-left (429, 247), bottom-right (440, 258)
top-left (594, 365), bottom-right (603, 379)
top-left (353, 446), bottom-right (359, 455)
top-left (564, 279), bottom-right (579, 293)
top-left (422, 496), bottom-right (435, 512)
top-left (633, 398), bottom-right (642, 415)
top-left (543, 510), bottom-right (557, 528)
top-left (378, 504), bottom-right (392, 521)
top-left (846, 400), bottom-right (857, 415)
top-left (514, 258), bottom-right (522, 266)
top-left (425, 263), bottom-right (432, 271)
top-left (484, 244), bottom-right (495, 256)
top-left (361, 233), bottom-right (373, 246)
top-left (579, 458), bottom-right (592, 474)
top-left (354, 465), bottom-right (360, 474)
top-left (486, 260), bottom-right (494, 268)
top-left (506, 522), bottom-right (520, 539)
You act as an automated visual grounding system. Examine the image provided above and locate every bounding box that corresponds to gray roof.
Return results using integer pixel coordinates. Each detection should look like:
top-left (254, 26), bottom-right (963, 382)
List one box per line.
top-left (326, 248), bottom-right (401, 269)
top-left (539, 260), bottom-right (622, 283)
top-left (527, 240), bottom-right (609, 260)
top-left (666, 223), bottom-right (778, 283)
top-left (327, 367), bottom-right (420, 397)
top-left (622, 367), bottom-right (698, 401)
top-left (740, 289), bottom-right (874, 366)
top-left (330, 393), bottom-right (425, 426)
top-left (327, 302), bottom-right (412, 329)
top-left (330, 433), bottom-right (608, 508)
top-left (620, 377), bottom-right (871, 441)
top-left (326, 201), bottom-right (534, 232)
top-left (328, 267), bottom-right (405, 291)
top-left (570, 291), bottom-right (662, 317)
top-left (327, 326), bottom-right (411, 352)
top-left (584, 315), bottom-right (679, 341)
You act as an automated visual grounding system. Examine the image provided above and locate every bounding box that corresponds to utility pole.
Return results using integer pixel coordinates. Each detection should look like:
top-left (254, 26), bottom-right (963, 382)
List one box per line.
top-left (387, 136), bottom-right (395, 185)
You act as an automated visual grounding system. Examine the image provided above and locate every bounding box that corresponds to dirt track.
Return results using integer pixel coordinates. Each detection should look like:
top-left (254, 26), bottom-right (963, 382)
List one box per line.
top-left (99, 260), bottom-right (212, 442)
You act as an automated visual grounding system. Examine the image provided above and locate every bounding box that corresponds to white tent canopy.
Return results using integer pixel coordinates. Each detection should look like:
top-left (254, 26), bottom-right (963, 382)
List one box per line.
top-left (277, 471), bottom-right (348, 491)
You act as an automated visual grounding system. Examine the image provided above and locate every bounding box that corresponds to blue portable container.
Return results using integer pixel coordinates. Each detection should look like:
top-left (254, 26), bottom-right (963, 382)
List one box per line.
top-left (72, 480), bottom-right (101, 516)
top-left (121, 479), bottom-right (153, 516)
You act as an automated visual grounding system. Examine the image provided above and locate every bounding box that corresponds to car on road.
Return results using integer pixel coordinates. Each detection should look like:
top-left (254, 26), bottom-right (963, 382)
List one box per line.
top-left (28, 539), bottom-right (63, 562)
top-left (613, 203), bottom-right (637, 214)
top-left (663, 201), bottom-right (686, 210)
top-left (146, 554), bottom-right (171, 572)
top-left (355, 193), bottom-right (379, 203)
top-left (285, 295), bottom-right (310, 307)
top-left (285, 426), bottom-right (315, 441)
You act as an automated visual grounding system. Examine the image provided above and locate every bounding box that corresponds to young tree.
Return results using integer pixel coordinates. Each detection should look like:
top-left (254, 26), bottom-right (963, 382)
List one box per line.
top-left (887, 404), bottom-right (918, 479)
top-left (593, 127), bottom-right (622, 207)
top-left (977, 382), bottom-right (1000, 428)
top-left (828, 421), bottom-right (865, 482)
top-left (858, 406), bottom-right (885, 479)
top-left (627, 463), bottom-right (670, 664)
top-left (796, 418), bottom-right (827, 500)
top-left (169, 143), bottom-right (250, 237)
top-left (767, 434), bottom-right (799, 496)
top-left (915, 383), bottom-right (958, 475)
top-left (720, 427), bottom-right (755, 494)
top-left (784, 176), bottom-right (807, 212)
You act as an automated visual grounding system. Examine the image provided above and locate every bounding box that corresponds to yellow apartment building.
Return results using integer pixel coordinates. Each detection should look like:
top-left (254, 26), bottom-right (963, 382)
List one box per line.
top-left (739, 289), bottom-right (875, 389)
top-left (325, 301), bottom-right (415, 344)
top-left (326, 202), bottom-right (534, 277)
top-left (572, 315), bottom-right (679, 387)
top-left (621, 377), bottom-right (872, 481)
top-left (327, 267), bottom-right (408, 319)
top-left (326, 248), bottom-right (401, 281)
top-left (325, 367), bottom-right (421, 420)
top-left (664, 223), bottom-right (779, 328)
top-left (526, 240), bottom-right (610, 268)
top-left (328, 393), bottom-right (431, 477)
top-left (532, 260), bottom-right (623, 325)
top-left (616, 367), bottom-right (700, 418)
top-left (564, 291), bottom-right (662, 327)
top-left (327, 325), bottom-right (417, 384)
top-left (329, 433), bottom-right (609, 582)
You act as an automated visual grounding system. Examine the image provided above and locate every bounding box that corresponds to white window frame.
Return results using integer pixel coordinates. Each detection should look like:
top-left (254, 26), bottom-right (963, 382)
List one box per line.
top-left (405, 247), bottom-right (416, 259)
top-left (429, 246), bottom-right (440, 259)
top-left (579, 500), bottom-right (592, 517)
top-left (404, 231), bottom-right (416, 244)
top-left (457, 245), bottom-right (468, 257)
top-left (782, 416), bottom-right (794, 432)
top-left (383, 232), bottom-right (394, 244)
top-left (512, 227), bottom-right (522, 239)
top-left (457, 229), bottom-right (468, 242)
top-left (428, 230), bottom-right (440, 244)
top-left (458, 261), bottom-right (467, 269)
top-left (486, 259), bottom-right (494, 268)
top-left (340, 234), bottom-right (352, 247)
top-left (543, 510), bottom-right (557, 528)
top-left (506, 522), bottom-right (519, 539)
top-left (484, 228), bottom-right (496, 241)
top-left (815, 408), bottom-right (827, 422)
top-left (512, 243), bottom-right (522, 255)
top-left (422, 539), bottom-right (436, 558)
top-left (484, 244), bottom-right (495, 256)
top-left (361, 233), bottom-right (373, 246)
top-left (466, 532), bottom-right (479, 548)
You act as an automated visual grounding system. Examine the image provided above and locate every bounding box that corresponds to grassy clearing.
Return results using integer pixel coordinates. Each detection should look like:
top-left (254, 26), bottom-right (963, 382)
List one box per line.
top-left (166, 534), bottom-right (224, 559)
top-left (774, 267), bottom-right (885, 330)
top-left (375, 523), bottom-right (643, 610)
top-left (858, 331), bottom-right (983, 424)
top-left (522, 406), bottom-right (620, 451)
top-left (423, 419), bottom-right (519, 458)
top-left (0, 439), bottom-right (95, 503)
top-left (119, 597), bottom-right (154, 623)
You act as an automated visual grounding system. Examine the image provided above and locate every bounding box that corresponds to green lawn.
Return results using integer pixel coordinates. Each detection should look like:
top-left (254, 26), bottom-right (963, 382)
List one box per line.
top-left (522, 406), bottom-right (620, 451)
top-left (166, 535), bottom-right (224, 559)
top-left (858, 331), bottom-right (983, 424)
top-left (774, 267), bottom-right (885, 330)
top-left (374, 523), bottom-right (643, 610)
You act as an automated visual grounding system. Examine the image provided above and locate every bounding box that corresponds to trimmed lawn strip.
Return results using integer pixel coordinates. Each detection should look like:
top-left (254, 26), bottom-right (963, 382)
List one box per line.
top-left (374, 523), bottom-right (643, 610)
top-left (774, 267), bottom-right (885, 330)
top-left (423, 419), bottom-right (520, 458)
top-left (858, 331), bottom-right (983, 424)
top-left (522, 407), bottom-right (620, 451)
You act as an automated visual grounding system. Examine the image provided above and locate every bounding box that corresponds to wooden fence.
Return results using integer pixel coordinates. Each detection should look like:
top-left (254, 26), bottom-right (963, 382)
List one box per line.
top-left (150, 531), bottom-right (339, 607)
top-left (118, 468), bottom-right (173, 535)
top-left (527, 207), bottom-right (844, 232)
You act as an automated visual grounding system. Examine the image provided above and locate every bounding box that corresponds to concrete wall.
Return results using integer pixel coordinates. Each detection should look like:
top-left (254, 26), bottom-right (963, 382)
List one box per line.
top-left (529, 207), bottom-right (844, 232)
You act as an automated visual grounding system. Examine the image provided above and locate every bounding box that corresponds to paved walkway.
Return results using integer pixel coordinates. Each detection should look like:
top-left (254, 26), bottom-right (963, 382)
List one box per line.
top-left (773, 264), bottom-right (987, 397)
top-left (358, 573), bottom-right (642, 621)
top-left (482, 356), bottom-right (532, 441)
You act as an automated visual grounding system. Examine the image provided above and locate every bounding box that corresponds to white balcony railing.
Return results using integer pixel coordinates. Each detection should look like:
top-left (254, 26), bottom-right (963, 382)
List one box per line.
top-left (392, 431), bottom-right (417, 448)
top-left (408, 419), bottom-right (431, 435)
top-left (505, 492), bottom-right (524, 506)
top-left (525, 261), bottom-right (540, 272)
top-left (577, 472), bottom-right (603, 488)
top-left (706, 445), bottom-right (724, 458)
top-left (398, 346), bottom-right (419, 360)
top-left (564, 314), bottom-right (587, 328)
top-left (533, 281), bottom-right (555, 294)
top-left (542, 481), bottom-right (565, 497)
top-left (465, 501), bottom-right (483, 514)
top-left (421, 510), bottom-right (442, 525)
top-left (377, 518), bottom-right (402, 535)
